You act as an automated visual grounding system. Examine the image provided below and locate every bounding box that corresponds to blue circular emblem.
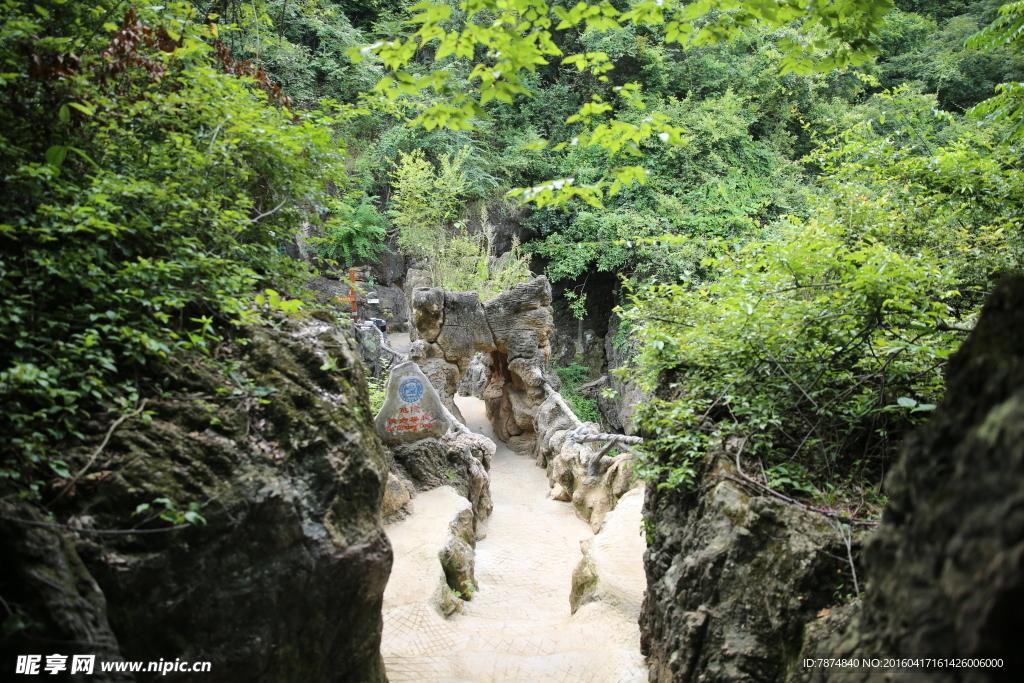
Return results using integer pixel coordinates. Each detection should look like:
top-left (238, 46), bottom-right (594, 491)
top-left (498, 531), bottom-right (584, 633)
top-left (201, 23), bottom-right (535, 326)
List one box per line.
top-left (399, 378), bottom-right (424, 403)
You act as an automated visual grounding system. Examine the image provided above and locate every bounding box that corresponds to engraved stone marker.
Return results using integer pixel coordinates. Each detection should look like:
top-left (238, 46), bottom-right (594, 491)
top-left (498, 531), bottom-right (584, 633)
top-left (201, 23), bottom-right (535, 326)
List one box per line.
top-left (374, 361), bottom-right (452, 445)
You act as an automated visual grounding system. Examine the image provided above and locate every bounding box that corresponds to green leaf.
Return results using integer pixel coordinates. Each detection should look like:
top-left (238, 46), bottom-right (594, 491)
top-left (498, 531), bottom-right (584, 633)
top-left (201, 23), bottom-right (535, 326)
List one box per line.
top-left (44, 145), bottom-right (67, 167)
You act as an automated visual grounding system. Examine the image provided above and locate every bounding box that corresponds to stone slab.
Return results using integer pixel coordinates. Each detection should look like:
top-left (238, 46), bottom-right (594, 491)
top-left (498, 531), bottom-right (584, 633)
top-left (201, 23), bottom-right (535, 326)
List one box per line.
top-left (376, 361), bottom-right (453, 445)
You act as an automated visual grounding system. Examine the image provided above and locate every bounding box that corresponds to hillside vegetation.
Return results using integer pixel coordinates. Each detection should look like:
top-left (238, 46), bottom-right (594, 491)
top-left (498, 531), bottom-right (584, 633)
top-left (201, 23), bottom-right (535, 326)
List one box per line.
top-left (3, 0), bottom-right (1024, 518)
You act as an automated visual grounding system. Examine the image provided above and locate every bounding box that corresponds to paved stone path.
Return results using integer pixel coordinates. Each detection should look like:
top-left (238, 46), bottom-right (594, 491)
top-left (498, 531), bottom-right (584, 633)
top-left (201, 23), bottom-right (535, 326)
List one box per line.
top-left (388, 331), bottom-right (412, 355)
top-left (381, 395), bottom-right (647, 682)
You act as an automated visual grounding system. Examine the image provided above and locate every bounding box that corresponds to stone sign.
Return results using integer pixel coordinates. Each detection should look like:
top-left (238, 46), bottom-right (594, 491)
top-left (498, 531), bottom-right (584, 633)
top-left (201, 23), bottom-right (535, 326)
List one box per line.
top-left (374, 361), bottom-right (452, 445)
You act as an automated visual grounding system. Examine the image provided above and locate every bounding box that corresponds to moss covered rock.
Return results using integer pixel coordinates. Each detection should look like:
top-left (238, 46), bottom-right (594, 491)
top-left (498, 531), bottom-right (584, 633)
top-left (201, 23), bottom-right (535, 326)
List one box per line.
top-left (1, 318), bottom-right (391, 682)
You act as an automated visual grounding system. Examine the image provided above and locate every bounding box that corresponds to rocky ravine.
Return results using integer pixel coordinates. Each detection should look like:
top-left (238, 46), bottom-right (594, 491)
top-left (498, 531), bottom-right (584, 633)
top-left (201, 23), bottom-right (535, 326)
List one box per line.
top-left (1, 316), bottom-right (391, 682)
top-left (640, 276), bottom-right (1024, 682)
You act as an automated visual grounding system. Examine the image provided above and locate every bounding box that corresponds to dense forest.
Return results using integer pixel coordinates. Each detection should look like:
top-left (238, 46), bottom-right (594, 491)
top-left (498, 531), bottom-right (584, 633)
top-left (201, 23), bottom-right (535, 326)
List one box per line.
top-left (3, 0), bottom-right (1024, 530)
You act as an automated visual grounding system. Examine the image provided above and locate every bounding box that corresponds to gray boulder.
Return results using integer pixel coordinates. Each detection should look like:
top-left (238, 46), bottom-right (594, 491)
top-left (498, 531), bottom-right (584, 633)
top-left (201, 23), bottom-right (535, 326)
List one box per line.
top-left (374, 361), bottom-right (452, 445)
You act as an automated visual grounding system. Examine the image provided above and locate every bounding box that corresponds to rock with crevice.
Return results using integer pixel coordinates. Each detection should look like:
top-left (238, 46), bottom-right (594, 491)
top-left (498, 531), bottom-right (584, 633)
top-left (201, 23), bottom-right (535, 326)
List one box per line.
top-left (796, 275), bottom-right (1024, 682)
top-left (387, 432), bottom-right (492, 540)
top-left (640, 447), bottom-right (855, 683)
top-left (407, 277), bottom-right (555, 440)
top-left (1, 317), bottom-right (392, 682)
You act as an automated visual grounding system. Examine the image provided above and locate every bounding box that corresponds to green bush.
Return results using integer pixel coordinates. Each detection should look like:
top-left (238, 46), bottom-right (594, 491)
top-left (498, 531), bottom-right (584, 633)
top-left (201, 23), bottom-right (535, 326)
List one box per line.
top-left (0, 2), bottom-right (353, 486)
top-left (310, 194), bottom-right (388, 266)
top-left (554, 363), bottom-right (602, 424)
top-left (625, 101), bottom-right (1022, 498)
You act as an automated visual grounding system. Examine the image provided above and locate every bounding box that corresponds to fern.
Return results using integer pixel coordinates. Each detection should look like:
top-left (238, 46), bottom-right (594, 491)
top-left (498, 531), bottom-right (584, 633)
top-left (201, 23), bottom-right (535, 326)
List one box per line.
top-left (313, 195), bottom-right (388, 265)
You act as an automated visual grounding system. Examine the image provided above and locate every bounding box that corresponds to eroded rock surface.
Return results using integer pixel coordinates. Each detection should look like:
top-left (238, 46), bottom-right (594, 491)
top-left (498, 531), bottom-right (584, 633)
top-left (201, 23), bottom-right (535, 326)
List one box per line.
top-left (640, 450), bottom-right (856, 683)
top-left (1, 318), bottom-right (392, 682)
top-left (408, 277), bottom-right (554, 439)
top-left (798, 275), bottom-right (1024, 682)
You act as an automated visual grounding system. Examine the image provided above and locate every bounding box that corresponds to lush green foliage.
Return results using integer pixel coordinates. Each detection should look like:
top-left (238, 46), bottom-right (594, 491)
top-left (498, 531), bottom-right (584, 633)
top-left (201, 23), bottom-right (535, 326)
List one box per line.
top-left (310, 194), bottom-right (389, 266)
top-left (388, 148), bottom-right (532, 296)
top-left (0, 1), bottom-right (353, 484)
top-left (6, 0), bottom-right (1024, 512)
top-left (625, 95), bottom-right (1022, 496)
top-left (554, 363), bottom-right (602, 424)
top-left (350, 0), bottom-right (893, 207)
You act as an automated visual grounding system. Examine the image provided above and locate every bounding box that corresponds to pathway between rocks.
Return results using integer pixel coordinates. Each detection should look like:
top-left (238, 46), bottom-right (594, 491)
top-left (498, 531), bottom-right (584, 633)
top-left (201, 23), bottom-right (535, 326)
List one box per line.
top-left (381, 393), bottom-right (647, 682)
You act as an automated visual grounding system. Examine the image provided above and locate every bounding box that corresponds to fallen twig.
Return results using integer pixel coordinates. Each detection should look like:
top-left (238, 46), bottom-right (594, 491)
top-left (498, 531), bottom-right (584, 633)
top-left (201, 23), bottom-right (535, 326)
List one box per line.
top-left (48, 399), bottom-right (148, 507)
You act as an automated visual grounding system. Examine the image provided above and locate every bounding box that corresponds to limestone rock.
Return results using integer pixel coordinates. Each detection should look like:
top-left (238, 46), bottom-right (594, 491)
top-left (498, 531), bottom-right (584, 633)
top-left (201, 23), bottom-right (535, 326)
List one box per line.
top-left (549, 482), bottom-right (571, 502)
top-left (570, 488), bottom-right (646, 619)
top-left (1, 319), bottom-right (392, 682)
top-left (0, 503), bottom-right (132, 681)
top-left (506, 433), bottom-right (537, 457)
top-left (407, 277), bottom-right (555, 442)
top-left (381, 486), bottom-right (472, 617)
top-left (389, 432), bottom-right (493, 538)
top-left (411, 287), bottom-right (445, 343)
top-left (391, 438), bottom-right (450, 490)
top-left (436, 290), bottom-right (496, 363)
top-left (639, 449), bottom-right (859, 683)
top-left (374, 361), bottom-right (452, 445)
top-left (600, 315), bottom-right (649, 434)
top-left (439, 508), bottom-right (477, 599)
top-left (798, 276), bottom-right (1024, 682)
top-left (456, 352), bottom-right (491, 398)
top-left (381, 472), bottom-right (412, 518)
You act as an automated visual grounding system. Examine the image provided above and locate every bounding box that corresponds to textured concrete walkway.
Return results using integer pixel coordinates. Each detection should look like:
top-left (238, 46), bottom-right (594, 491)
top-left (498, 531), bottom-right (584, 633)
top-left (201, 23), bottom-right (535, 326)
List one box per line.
top-left (381, 395), bottom-right (647, 683)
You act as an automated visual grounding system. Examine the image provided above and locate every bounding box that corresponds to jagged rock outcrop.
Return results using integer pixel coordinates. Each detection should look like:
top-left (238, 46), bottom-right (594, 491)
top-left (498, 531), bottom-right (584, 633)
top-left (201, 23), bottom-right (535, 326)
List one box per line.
top-left (387, 431), bottom-right (494, 540)
top-left (439, 506), bottom-right (477, 600)
top-left (407, 276), bottom-right (555, 441)
top-left (640, 449), bottom-right (856, 682)
top-left (796, 275), bottom-right (1024, 681)
top-left (641, 277), bottom-right (1024, 683)
top-left (0, 317), bottom-right (392, 682)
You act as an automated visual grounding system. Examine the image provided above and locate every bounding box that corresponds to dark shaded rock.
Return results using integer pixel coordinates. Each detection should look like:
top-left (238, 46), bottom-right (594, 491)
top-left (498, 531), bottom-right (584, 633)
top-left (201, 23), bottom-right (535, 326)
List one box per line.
top-left (456, 352), bottom-right (490, 398)
top-left (391, 438), bottom-right (450, 490)
top-left (799, 275), bottom-right (1024, 682)
top-left (1, 320), bottom-right (391, 683)
top-left (0, 503), bottom-right (131, 682)
top-left (357, 284), bottom-right (408, 328)
top-left (600, 315), bottom-right (648, 434)
top-left (365, 244), bottom-right (406, 287)
top-left (388, 433), bottom-right (493, 539)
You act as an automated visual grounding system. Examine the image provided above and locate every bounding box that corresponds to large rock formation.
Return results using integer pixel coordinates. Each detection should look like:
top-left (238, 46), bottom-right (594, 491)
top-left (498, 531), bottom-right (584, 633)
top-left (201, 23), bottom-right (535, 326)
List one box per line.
top-left (535, 392), bottom-right (641, 531)
top-left (640, 447), bottom-right (851, 682)
top-left (408, 276), bottom-right (555, 441)
top-left (640, 276), bottom-right (1024, 682)
top-left (0, 317), bottom-right (391, 682)
top-left (798, 275), bottom-right (1024, 681)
